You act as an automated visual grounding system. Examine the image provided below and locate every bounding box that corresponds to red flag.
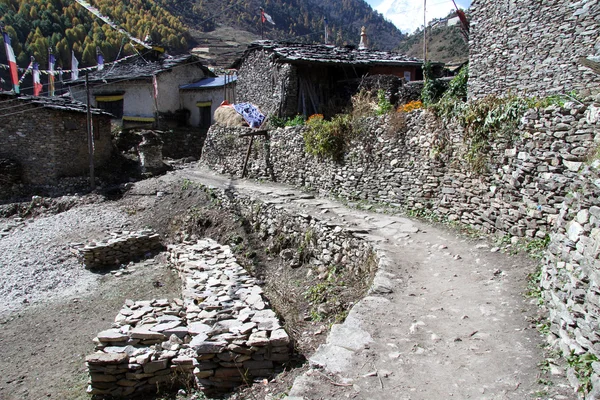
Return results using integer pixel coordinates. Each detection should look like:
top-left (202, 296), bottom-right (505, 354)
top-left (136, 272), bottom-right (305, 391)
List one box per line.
top-left (3, 32), bottom-right (19, 94)
top-left (33, 63), bottom-right (42, 96)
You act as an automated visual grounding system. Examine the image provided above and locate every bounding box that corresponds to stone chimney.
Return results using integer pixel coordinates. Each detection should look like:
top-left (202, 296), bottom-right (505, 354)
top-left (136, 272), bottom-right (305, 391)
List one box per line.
top-left (359, 26), bottom-right (368, 50)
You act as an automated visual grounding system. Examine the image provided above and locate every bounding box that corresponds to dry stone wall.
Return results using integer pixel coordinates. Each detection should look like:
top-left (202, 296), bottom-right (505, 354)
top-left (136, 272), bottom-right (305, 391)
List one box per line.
top-left (74, 229), bottom-right (162, 269)
top-left (542, 160), bottom-right (600, 398)
top-left (202, 101), bottom-right (600, 240)
top-left (201, 102), bottom-right (600, 395)
top-left (235, 49), bottom-right (297, 117)
top-left (86, 238), bottom-right (291, 397)
top-left (469, 0), bottom-right (600, 99)
top-left (0, 99), bottom-right (112, 185)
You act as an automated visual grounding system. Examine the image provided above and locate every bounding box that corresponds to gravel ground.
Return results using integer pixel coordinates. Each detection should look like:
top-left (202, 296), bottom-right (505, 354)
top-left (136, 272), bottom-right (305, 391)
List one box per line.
top-left (0, 201), bottom-right (134, 316)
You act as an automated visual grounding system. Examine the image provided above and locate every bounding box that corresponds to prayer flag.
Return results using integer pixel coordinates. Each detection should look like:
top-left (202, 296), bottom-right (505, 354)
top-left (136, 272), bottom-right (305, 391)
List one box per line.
top-left (71, 50), bottom-right (79, 80)
top-left (48, 49), bottom-right (55, 96)
top-left (33, 62), bottom-right (42, 96)
top-left (3, 32), bottom-right (19, 94)
top-left (97, 47), bottom-right (104, 71)
top-left (261, 9), bottom-right (275, 25)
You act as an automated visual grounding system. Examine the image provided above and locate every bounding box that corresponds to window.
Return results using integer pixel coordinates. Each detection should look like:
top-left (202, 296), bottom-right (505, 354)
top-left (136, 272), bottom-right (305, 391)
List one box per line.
top-left (95, 94), bottom-right (124, 119)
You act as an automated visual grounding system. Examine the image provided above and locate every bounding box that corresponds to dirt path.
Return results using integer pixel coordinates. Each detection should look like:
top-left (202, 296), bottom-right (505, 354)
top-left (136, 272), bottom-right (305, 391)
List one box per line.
top-left (178, 167), bottom-right (575, 400)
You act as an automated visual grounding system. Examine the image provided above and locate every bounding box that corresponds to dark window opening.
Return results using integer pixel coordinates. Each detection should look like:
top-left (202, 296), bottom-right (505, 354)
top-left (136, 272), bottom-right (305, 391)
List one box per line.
top-left (96, 99), bottom-right (124, 119)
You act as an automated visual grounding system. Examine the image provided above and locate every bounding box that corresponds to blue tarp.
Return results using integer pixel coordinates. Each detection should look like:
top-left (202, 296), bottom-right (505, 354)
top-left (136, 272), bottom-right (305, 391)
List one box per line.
top-left (233, 102), bottom-right (265, 129)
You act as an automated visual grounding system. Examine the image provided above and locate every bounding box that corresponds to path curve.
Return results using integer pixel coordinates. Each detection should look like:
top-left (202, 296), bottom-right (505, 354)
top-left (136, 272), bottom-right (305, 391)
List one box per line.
top-left (179, 166), bottom-right (574, 400)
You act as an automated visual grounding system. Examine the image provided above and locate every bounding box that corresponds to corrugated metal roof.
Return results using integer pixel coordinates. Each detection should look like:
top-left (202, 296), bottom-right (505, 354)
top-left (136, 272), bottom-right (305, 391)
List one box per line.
top-left (180, 75), bottom-right (237, 90)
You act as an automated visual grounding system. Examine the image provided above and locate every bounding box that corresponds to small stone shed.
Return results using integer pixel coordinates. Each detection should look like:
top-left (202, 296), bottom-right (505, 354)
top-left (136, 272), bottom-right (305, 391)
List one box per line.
top-left (233, 40), bottom-right (427, 118)
top-left (0, 93), bottom-right (113, 185)
top-left (69, 51), bottom-right (216, 129)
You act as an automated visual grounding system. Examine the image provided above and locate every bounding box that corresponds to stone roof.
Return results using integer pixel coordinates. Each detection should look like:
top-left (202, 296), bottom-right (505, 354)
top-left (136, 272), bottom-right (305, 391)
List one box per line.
top-left (234, 40), bottom-right (427, 67)
top-left (76, 53), bottom-right (214, 83)
top-left (0, 93), bottom-right (111, 116)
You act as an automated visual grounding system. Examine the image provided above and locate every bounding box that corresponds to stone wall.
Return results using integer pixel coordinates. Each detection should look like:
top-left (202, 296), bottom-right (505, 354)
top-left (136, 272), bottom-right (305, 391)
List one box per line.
top-left (0, 99), bottom-right (112, 184)
top-left (115, 128), bottom-right (205, 160)
top-left (542, 160), bottom-right (600, 397)
top-left (74, 229), bottom-right (162, 269)
top-left (469, 0), bottom-right (600, 99)
top-left (235, 49), bottom-right (296, 117)
top-left (86, 238), bottom-right (291, 397)
top-left (202, 100), bottom-right (600, 240)
top-left (200, 101), bottom-right (600, 395)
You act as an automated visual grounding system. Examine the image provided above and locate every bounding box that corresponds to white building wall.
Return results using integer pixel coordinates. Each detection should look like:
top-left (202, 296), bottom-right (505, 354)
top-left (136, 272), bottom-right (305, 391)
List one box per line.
top-left (70, 80), bottom-right (155, 118)
top-left (180, 87), bottom-right (228, 127)
top-left (156, 64), bottom-right (207, 113)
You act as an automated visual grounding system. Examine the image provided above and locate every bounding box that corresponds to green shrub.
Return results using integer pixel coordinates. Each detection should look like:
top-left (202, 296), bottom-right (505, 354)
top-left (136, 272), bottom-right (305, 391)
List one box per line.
top-left (376, 89), bottom-right (394, 115)
top-left (303, 114), bottom-right (352, 161)
top-left (269, 114), bottom-right (305, 128)
top-left (421, 61), bottom-right (446, 105)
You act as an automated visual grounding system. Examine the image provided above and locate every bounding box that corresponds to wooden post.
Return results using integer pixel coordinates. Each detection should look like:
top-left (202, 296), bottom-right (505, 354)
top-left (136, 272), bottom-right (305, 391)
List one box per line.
top-left (241, 134), bottom-right (255, 178)
top-left (85, 72), bottom-right (95, 190)
top-left (423, 0), bottom-right (427, 65)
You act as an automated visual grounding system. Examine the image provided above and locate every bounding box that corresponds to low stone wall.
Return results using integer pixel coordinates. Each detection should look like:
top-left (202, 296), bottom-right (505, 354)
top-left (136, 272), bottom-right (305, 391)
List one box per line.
top-left (86, 238), bottom-right (291, 397)
top-left (75, 229), bottom-right (162, 269)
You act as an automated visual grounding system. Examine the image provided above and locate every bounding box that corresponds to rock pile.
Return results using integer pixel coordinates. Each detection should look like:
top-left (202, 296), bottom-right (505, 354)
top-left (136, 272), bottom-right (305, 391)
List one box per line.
top-left (74, 229), bottom-right (162, 269)
top-left (86, 238), bottom-right (291, 397)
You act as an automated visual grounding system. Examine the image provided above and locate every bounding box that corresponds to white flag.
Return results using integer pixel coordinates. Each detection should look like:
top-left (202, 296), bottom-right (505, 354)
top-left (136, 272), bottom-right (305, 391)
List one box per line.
top-left (71, 50), bottom-right (79, 80)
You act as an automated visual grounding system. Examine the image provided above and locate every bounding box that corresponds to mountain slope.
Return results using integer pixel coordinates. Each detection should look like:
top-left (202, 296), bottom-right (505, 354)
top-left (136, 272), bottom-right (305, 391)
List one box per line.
top-left (0, 0), bottom-right (405, 71)
top-left (396, 21), bottom-right (468, 64)
top-left (158, 0), bottom-right (404, 51)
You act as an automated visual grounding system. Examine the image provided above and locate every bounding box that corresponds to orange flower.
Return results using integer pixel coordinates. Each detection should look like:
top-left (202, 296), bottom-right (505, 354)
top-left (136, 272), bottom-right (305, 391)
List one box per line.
top-left (399, 100), bottom-right (423, 113)
top-left (307, 114), bottom-right (324, 122)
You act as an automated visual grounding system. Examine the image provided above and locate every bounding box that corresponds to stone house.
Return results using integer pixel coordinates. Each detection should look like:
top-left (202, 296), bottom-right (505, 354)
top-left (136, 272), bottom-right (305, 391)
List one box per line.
top-left (179, 75), bottom-right (237, 129)
top-left (68, 52), bottom-right (218, 129)
top-left (469, 0), bottom-right (600, 99)
top-left (233, 40), bottom-right (428, 118)
top-left (0, 94), bottom-right (112, 184)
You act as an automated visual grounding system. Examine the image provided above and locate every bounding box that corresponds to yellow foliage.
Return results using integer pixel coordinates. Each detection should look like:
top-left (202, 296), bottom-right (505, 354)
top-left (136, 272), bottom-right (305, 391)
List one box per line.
top-left (399, 100), bottom-right (423, 113)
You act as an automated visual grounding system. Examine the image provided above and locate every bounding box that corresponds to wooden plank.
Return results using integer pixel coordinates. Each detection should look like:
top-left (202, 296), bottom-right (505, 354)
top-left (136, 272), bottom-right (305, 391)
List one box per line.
top-left (241, 135), bottom-right (255, 178)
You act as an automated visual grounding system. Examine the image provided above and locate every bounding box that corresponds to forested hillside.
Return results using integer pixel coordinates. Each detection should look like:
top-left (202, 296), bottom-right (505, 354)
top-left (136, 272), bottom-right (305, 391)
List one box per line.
top-left (160, 0), bottom-right (404, 50)
top-left (0, 0), bottom-right (404, 70)
top-left (0, 0), bottom-right (191, 69)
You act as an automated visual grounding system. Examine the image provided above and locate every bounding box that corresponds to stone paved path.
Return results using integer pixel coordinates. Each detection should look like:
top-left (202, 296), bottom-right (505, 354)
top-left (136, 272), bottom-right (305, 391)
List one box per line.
top-left (179, 167), bottom-right (574, 400)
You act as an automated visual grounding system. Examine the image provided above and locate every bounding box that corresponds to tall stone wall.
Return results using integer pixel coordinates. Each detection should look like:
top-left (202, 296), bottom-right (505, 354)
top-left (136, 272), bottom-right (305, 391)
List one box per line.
top-left (542, 160), bottom-right (600, 398)
top-left (0, 100), bottom-right (112, 184)
top-left (235, 50), bottom-right (296, 117)
top-left (469, 0), bottom-right (600, 99)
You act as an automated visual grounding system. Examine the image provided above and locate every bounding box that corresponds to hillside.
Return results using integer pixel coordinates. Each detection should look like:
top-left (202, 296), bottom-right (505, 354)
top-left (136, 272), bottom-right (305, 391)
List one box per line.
top-left (396, 22), bottom-right (468, 65)
top-left (0, 0), bottom-right (404, 71)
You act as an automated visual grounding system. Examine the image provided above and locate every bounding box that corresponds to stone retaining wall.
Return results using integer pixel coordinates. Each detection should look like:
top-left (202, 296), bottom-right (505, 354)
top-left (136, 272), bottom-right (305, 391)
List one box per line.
top-left (542, 160), bottom-right (600, 397)
top-left (75, 229), bottom-right (162, 269)
top-left (469, 0), bottom-right (600, 99)
top-left (202, 101), bottom-right (600, 240)
top-left (86, 238), bottom-right (291, 397)
top-left (200, 102), bottom-right (600, 395)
